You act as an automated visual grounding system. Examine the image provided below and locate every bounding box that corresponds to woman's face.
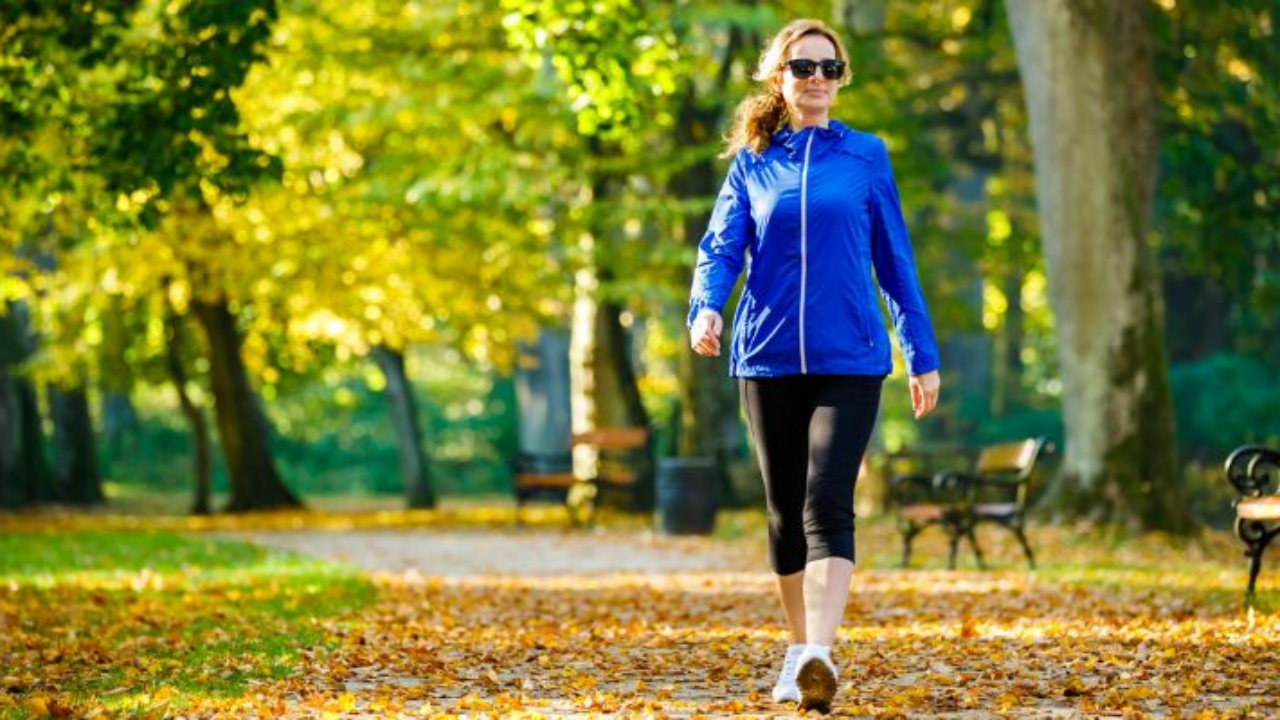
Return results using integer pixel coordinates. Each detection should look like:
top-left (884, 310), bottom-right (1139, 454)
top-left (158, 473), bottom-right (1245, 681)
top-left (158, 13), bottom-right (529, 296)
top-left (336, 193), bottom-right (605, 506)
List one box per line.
top-left (777, 33), bottom-right (841, 127)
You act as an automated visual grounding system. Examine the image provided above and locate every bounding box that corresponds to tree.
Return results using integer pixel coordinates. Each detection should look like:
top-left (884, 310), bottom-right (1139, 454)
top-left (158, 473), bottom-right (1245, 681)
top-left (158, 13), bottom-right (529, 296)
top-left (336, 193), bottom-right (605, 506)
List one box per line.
top-left (1153, 2), bottom-right (1280, 365)
top-left (1006, 0), bottom-right (1190, 532)
top-left (0, 303), bottom-right (52, 508)
top-left (227, 0), bottom-right (566, 507)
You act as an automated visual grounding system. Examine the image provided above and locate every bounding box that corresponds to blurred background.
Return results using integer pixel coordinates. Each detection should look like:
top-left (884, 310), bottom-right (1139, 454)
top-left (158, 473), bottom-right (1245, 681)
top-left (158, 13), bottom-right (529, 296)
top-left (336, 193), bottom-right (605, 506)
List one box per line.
top-left (1, 0), bottom-right (1276, 532)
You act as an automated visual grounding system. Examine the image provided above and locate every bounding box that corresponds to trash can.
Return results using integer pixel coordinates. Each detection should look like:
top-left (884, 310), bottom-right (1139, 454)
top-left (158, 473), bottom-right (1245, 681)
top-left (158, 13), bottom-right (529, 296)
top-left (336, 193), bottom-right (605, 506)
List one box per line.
top-left (655, 456), bottom-right (721, 535)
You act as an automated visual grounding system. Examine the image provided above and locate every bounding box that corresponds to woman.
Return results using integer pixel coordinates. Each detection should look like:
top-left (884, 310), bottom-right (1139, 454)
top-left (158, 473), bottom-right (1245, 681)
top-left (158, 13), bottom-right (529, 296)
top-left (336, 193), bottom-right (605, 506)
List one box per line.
top-left (687, 18), bottom-right (941, 714)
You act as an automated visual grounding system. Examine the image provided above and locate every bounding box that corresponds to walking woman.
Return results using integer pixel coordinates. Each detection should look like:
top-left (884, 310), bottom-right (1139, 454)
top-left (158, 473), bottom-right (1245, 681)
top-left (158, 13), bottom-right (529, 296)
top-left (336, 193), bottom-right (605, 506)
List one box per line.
top-left (687, 18), bottom-right (942, 713)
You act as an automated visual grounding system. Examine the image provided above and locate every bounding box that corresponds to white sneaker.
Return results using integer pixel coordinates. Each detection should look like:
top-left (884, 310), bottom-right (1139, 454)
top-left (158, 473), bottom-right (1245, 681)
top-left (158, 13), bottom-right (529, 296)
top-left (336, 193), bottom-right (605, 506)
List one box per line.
top-left (796, 645), bottom-right (838, 714)
top-left (770, 643), bottom-right (805, 703)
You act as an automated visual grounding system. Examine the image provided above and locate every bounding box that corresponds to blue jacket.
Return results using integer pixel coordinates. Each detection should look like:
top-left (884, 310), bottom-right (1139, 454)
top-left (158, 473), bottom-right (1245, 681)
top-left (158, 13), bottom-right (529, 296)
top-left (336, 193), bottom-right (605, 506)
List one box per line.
top-left (687, 120), bottom-right (940, 378)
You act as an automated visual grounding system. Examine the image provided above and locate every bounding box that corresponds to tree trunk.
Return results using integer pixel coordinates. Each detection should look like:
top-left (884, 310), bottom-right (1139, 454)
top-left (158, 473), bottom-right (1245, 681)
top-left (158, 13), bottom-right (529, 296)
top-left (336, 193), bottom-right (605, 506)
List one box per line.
top-left (514, 329), bottom-right (573, 464)
top-left (570, 168), bottom-right (654, 511)
top-left (591, 296), bottom-right (654, 509)
top-left (670, 85), bottom-right (739, 503)
top-left (991, 249), bottom-right (1027, 417)
top-left (100, 298), bottom-right (139, 458)
top-left (0, 302), bottom-right (51, 508)
top-left (836, 0), bottom-right (887, 34)
top-left (189, 297), bottom-right (300, 512)
top-left (372, 345), bottom-right (437, 509)
top-left (49, 385), bottom-right (105, 506)
top-left (1006, 0), bottom-right (1188, 532)
top-left (164, 303), bottom-right (213, 516)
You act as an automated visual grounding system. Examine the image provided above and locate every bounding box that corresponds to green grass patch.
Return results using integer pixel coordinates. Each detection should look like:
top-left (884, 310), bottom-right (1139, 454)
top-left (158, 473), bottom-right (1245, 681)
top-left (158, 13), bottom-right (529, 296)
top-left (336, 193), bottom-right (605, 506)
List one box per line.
top-left (0, 531), bottom-right (373, 717)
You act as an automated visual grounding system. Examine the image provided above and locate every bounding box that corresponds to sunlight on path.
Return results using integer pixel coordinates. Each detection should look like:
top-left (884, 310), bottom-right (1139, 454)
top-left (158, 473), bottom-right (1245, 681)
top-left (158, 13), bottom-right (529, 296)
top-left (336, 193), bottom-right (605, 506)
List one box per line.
top-left (232, 527), bottom-right (761, 577)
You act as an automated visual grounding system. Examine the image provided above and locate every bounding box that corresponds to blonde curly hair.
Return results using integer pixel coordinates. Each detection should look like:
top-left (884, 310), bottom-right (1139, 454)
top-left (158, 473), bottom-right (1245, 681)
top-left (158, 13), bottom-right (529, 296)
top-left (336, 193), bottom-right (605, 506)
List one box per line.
top-left (722, 18), bottom-right (852, 158)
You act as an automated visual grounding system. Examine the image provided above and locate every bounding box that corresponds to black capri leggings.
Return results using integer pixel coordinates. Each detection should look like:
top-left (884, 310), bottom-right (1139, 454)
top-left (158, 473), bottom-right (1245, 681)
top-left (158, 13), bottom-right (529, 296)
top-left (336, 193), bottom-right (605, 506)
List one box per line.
top-left (740, 374), bottom-right (883, 576)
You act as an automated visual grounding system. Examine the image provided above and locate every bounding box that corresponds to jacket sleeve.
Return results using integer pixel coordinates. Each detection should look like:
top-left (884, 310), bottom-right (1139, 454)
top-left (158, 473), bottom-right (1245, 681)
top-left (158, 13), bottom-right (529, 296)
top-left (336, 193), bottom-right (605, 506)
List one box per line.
top-left (868, 140), bottom-right (941, 375)
top-left (687, 152), bottom-right (753, 328)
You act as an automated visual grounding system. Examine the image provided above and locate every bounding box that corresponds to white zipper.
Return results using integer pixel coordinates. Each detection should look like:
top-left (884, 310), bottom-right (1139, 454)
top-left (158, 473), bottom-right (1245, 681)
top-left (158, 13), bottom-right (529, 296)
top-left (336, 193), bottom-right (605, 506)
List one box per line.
top-left (799, 130), bottom-right (815, 374)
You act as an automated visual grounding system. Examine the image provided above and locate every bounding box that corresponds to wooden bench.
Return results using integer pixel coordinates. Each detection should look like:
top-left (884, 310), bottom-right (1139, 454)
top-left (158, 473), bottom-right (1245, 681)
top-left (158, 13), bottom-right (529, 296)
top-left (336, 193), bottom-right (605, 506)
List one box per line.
top-left (1223, 445), bottom-right (1280, 607)
top-left (513, 426), bottom-right (650, 525)
top-left (891, 437), bottom-right (1052, 569)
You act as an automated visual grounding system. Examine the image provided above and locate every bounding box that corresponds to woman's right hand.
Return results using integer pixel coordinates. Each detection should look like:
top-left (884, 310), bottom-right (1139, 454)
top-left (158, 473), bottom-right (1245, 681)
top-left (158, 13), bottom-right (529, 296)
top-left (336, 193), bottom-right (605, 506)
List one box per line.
top-left (689, 309), bottom-right (723, 357)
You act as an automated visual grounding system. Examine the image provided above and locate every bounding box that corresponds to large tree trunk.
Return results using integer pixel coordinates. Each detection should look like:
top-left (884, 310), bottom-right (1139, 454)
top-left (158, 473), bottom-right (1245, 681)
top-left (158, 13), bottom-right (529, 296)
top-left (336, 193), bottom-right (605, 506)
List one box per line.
top-left (373, 345), bottom-right (437, 509)
top-left (670, 85), bottom-right (739, 504)
top-left (190, 297), bottom-right (300, 512)
top-left (49, 386), bottom-right (105, 506)
top-left (164, 302), bottom-right (213, 516)
top-left (0, 302), bottom-right (52, 508)
top-left (1006, 0), bottom-right (1189, 532)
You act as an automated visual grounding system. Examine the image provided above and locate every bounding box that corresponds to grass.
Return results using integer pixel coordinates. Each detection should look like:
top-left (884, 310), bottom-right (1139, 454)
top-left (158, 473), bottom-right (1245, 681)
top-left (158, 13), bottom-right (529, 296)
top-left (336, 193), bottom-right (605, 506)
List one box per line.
top-left (0, 530), bottom-right (373, 717)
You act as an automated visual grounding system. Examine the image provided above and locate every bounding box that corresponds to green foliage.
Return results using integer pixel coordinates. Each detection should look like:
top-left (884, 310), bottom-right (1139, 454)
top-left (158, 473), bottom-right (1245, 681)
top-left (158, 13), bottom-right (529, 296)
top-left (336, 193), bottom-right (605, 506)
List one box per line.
top-left (1155, 2), bottom-right (1280, 363)
top-left (93, 0), bottom-right (282, 223)
top-left (1170, 352), bottom-right (1280, 463)
top-left (101, 348), bottom-right (519, 499)
top-left (501, 0), bottom-right (683, 143)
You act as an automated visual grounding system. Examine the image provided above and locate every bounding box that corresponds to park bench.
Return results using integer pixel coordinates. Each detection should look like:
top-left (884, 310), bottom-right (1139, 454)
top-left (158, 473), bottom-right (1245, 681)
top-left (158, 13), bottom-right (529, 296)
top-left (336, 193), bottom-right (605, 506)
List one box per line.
top-left (890, 437), bottom-right (1052, 570)
top-left (513, 426), bottom-right (650, 525)
top-left (1222, 444), bottom-right (1280, 607)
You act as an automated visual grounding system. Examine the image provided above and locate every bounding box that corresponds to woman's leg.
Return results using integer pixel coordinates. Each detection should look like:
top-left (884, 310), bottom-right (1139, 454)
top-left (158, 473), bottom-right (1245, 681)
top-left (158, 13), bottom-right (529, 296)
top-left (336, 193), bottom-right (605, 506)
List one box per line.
top-left (740, 376), bottom-right (813, 588)
top-left (796, 375), bottom-right (882, 710)
top-left (776, 571), bottom-right (806, 643)
top-left (741, 377), bottom-right (813, 701)
top-left (803, 557), bottom-right (854, 646)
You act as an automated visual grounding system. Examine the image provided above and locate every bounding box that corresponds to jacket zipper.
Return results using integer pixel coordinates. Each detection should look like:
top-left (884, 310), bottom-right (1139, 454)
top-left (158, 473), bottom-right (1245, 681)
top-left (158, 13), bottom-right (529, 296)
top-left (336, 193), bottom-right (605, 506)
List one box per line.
top-left (799, 130), bottom-right (815, 374)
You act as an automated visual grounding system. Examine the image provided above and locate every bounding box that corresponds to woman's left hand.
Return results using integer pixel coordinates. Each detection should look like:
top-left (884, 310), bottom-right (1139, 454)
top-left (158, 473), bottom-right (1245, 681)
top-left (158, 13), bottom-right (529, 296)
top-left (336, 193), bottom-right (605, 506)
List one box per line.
top-left (909, 370), bottom-right (941, 419)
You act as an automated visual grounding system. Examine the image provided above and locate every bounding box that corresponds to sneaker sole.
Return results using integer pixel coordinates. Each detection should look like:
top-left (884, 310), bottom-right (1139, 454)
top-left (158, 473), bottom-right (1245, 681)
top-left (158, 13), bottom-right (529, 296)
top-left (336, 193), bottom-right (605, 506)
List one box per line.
top-left (796, 658), bottom-right (836, 714)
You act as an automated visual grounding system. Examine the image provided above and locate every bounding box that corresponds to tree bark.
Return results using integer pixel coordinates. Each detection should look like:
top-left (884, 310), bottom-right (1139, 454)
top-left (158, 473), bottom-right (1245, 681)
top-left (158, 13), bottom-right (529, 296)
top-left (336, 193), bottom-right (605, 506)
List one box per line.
top-left (670, 84), bottom-right (739, 503)
top-left (1006, 0), bottom-right (1188, 532)
top-left (0, 302), bottom-right (51, 508)
top-left (591, 296), bottom-right (654, 509)
top-left (836, 0), bottom-right (887, 34)
top-left (49, 386), bottom-right (105, 506)
top-left (569, 167), bottom-right (654, 511)
top-left (164, 303), bottom-right (213, 516)
top-left (373, 345), bottom-right (437, 509)
top-left (514, 329), bottom-right (573, 465)
top-left (189, 297), bottom-right (300, 512)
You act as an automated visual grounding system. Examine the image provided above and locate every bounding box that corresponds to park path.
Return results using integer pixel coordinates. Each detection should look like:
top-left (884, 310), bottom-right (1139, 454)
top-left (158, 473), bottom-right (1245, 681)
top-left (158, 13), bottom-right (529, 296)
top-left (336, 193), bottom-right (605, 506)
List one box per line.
top-left (230, 526), bottom-right (1277, 720)
top-left (234, 526), bottom-right (793, 718)
top-left (234, 526), bottom-right (760, 578)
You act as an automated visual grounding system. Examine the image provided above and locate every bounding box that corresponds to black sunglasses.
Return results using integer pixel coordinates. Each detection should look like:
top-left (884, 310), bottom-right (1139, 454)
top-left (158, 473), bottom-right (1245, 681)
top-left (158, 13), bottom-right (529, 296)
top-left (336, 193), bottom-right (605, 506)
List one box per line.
top-left (783, 58), bottom-right (846, 80)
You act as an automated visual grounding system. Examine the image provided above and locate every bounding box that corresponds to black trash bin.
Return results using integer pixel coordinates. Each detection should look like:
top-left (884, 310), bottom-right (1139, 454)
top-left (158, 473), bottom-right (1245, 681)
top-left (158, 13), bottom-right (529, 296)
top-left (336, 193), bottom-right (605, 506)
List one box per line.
top-left (656, 456), bottom-right (721, 535)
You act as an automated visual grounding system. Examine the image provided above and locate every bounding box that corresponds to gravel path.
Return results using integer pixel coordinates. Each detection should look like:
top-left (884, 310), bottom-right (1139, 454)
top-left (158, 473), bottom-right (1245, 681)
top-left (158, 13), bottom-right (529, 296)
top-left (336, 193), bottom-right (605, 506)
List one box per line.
top-left (233, 527), bottom-right (760, 578)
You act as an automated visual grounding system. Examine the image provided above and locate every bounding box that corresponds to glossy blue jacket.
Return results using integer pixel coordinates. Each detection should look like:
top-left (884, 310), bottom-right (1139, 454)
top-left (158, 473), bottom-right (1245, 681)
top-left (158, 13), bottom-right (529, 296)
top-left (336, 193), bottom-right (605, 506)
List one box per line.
top-left (687, 120), bottom-right (940, 378)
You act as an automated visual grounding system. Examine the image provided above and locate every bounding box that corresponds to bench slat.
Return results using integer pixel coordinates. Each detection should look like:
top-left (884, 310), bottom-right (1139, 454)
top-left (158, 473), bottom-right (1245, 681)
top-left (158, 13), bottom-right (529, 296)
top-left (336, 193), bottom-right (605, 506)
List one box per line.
top-left (515, 473), bottom-right (579, 489)
top-left (1237, 495), bottom-right (1280, 521)
top-left (974, 440), bottom-right (1038, 475)
top-left (572, 427), bottom-right (649, 450)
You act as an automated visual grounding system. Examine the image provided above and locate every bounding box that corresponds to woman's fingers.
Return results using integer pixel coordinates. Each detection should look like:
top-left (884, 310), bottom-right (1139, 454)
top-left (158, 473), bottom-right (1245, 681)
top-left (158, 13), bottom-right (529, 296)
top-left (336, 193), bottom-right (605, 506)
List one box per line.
top-left (689, 311), bottom-right (722, 357)
top-left (910, 370), bottom-right (941, 418)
